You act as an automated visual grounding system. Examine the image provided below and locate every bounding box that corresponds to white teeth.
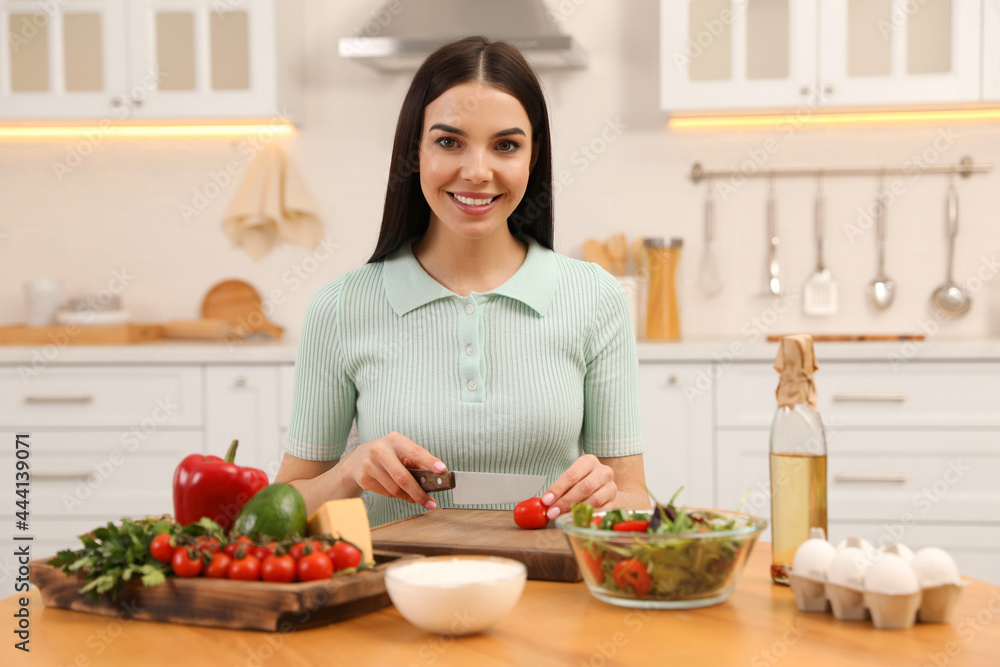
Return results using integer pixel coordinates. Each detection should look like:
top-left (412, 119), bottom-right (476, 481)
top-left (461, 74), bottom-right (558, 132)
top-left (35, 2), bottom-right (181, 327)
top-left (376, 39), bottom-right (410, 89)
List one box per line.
top-left (454, 194), bottom-right (496, 206)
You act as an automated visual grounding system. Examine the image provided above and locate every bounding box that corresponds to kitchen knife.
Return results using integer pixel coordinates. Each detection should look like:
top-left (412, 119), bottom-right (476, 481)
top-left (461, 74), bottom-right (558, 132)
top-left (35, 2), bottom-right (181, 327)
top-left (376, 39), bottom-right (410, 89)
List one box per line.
top-left (409, 469), bottom-right (547, 505)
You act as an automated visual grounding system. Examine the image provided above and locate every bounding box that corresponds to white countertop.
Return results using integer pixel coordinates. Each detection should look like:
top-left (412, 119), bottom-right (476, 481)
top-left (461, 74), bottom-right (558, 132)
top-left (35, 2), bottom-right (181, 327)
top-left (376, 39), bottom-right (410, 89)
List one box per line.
top-left (2, 338), bottom-right (1000, 365)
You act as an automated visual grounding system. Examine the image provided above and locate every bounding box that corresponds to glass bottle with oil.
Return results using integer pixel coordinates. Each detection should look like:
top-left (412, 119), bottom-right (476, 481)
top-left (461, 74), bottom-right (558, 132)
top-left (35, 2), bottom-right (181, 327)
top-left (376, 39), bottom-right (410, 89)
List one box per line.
top-left (769, 334), bottom-right (828, 585)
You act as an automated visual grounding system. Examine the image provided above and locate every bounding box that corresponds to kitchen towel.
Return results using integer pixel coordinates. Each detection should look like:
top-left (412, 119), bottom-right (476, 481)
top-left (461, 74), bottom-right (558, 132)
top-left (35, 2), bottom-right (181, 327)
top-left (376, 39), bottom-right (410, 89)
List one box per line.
top-left (223, 143), bottom-right (324, 260)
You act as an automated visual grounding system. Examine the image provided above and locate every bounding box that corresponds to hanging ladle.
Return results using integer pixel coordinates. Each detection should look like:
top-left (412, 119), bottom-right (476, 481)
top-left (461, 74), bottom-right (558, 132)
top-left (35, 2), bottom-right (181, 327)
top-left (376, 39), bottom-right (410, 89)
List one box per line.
top-left (867, 177), bottom-right (895, 310)
top-left (930, 180), bottom-right (971, 317)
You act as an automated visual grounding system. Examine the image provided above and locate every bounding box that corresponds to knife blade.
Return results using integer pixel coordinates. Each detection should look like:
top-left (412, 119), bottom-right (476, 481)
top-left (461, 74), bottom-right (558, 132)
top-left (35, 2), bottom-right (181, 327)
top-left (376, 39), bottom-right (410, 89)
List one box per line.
top-left (408, 469), bottom-right (547, 505)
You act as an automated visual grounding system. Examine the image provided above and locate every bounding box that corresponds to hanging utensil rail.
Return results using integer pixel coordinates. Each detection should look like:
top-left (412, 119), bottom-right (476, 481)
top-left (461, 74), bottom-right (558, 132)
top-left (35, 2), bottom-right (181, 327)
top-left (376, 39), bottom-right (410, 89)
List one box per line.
top-left (690, 156), bottom-right (991, 183)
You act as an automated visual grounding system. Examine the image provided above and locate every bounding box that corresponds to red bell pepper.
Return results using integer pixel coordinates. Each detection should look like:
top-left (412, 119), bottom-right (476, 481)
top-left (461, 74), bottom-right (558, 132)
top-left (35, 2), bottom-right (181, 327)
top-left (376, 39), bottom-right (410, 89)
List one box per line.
top-left (172, 439), bottom-right (268, 530)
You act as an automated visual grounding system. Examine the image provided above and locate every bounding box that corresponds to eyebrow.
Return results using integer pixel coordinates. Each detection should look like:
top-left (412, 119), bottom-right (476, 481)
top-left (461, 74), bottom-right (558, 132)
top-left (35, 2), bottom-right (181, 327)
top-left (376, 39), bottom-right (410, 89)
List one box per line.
top-left (428, 123), bottom-right (527, 139)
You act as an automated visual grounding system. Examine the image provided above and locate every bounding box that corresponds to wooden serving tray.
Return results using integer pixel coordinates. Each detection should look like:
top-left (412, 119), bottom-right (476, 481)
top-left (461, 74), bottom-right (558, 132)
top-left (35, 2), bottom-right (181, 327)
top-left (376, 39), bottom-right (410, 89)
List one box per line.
top-left (29, 551), bottom-right (419, 632)
top-left (0, 323), bottom-right (164, 345)
top-left (371, 509), bottom-right (581, 583)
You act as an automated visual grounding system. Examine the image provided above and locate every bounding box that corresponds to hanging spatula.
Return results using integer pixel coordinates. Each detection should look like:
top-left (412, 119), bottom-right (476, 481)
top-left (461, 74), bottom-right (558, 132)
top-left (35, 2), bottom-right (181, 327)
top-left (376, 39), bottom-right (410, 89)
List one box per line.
top-left (803, 177), bottom-right (838, 316)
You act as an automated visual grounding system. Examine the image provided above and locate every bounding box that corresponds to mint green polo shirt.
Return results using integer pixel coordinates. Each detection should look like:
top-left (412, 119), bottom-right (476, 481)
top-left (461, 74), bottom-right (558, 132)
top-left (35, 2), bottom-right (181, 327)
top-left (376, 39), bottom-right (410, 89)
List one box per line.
top-left (286, 236), bottom-right (644, 526)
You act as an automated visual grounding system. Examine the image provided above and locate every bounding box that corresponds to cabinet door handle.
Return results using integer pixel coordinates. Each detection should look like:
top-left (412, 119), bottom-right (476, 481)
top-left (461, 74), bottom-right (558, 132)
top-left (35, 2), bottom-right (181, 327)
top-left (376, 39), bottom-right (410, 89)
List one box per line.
top-left (33, 472), bottom-right (90, 481)
top-left (234, 377), bottom-right (247, 388)
top-left (834, 473), bottom-right (908, 483)
top-left (25, 395), bottom-right (94, 405)
top-left (832, 393), bottom-right (907, 402)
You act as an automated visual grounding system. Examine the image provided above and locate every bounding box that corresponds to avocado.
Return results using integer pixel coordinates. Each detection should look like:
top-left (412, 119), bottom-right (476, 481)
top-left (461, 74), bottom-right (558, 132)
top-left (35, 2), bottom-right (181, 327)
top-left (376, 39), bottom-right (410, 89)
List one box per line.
top-left (232, 483), bottom-right (307, 541)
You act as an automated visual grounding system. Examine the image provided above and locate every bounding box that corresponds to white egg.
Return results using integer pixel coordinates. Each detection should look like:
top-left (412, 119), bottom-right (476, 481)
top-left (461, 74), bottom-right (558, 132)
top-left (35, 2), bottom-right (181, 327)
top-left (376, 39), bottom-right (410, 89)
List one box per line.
top-left (894, 543), bottom-right (915, 563)
top-left (912, 547), bottom-right (961, 587)
top-left (864, 552), bottom-right (920, 595)
top-left (792, 529), bottom-right (836, 580)
top-left (827, 537), bottom-right (874, 589)
top-left (873, 540), bottom-right (916, 564)
top-left (836, 536), bottom-right (878, 562)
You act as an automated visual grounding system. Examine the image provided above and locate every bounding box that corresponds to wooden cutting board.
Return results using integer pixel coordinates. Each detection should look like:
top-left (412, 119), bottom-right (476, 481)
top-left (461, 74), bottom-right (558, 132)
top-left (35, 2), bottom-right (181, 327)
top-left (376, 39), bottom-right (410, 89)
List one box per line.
top-left (0, 323), bottom-right (163, 345)
top-left (370, 509), bottom-right (581, 583)
top-left (765, 334), bottom-right (926, 342)
top-left (29, 551), bottom-right (419, 632)
top-left (201, 280), bottom-right (283, 340)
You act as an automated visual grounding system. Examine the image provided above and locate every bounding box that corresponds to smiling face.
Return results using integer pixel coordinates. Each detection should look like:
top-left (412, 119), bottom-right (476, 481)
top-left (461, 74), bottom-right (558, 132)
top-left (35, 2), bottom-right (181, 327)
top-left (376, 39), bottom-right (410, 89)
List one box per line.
top-left (418, 82), bottom-right (536, 243)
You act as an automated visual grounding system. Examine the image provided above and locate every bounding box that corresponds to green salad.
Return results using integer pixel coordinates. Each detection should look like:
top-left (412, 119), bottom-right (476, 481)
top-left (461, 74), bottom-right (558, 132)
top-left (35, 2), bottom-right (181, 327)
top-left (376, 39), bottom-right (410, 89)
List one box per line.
top-left (569, 489), bottom-right (759, 599)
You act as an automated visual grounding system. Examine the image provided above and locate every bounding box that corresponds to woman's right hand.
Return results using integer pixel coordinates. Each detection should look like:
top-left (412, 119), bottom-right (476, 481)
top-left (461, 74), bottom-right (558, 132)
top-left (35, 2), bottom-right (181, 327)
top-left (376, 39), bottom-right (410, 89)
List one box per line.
top-left (340, 432), bottom-right (446, 510)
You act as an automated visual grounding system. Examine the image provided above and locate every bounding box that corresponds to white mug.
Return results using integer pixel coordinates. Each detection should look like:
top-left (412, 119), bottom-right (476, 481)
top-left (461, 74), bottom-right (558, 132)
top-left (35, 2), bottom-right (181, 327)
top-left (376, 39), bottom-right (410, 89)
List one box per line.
top-left (24, 277), bottom-right (64, 327)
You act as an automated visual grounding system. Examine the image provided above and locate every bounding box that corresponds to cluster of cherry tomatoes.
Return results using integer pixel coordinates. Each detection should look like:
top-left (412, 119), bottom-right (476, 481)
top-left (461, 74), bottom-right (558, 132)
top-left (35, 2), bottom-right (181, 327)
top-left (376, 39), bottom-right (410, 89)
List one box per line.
top-left (148, 534), bottom-right (363, 583)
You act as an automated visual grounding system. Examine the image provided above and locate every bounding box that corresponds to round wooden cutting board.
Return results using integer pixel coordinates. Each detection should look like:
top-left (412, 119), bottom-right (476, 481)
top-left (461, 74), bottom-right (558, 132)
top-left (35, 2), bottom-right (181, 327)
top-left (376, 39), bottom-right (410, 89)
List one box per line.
top-left (200, 279), bottom-right (283, 340)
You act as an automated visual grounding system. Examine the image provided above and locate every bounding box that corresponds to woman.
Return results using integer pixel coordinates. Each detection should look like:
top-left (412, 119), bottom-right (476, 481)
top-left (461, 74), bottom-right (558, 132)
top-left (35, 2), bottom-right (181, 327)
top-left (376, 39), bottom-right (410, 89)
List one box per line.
top-left (276, 36), bottom-right (647, 526)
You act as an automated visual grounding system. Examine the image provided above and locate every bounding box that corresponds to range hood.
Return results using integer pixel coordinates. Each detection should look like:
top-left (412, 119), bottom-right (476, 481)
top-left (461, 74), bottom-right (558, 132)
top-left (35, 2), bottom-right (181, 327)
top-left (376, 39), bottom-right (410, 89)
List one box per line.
top-left (339, 0), bottom-right (587, 71)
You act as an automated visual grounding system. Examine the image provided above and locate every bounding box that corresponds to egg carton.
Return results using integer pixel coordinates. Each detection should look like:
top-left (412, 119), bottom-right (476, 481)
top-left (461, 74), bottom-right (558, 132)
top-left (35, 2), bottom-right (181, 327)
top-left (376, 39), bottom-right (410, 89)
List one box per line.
top-left (785, 530), bottom-right (968, 630)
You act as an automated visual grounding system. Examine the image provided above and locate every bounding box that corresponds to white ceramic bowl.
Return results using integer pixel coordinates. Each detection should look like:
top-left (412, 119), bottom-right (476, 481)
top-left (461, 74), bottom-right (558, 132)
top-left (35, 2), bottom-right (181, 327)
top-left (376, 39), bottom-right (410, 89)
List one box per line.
top-left (384, 555), bottom-right (526, 635)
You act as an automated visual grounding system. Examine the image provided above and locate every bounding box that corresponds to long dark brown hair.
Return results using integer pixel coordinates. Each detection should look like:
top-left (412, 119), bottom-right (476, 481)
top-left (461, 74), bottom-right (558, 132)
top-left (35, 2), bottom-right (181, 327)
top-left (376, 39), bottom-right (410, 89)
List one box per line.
top-left (368, 36), bottom-right (554, 263)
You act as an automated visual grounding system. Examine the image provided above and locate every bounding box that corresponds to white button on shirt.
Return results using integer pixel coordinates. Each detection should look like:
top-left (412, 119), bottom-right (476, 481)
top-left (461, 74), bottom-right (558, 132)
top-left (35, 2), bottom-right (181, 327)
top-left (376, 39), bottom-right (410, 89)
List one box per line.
top-left (466, 345), bottom-right (475, 356)
top-left (467, 380), bottom-right (477, 391)
top-left (465, 303), bottom-right (475, 314)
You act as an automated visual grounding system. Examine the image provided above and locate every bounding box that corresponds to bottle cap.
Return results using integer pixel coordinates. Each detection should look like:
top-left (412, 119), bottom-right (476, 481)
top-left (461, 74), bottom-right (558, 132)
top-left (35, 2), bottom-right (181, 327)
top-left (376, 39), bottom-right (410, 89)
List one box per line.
top-left (774, 334), bottom-right (818, 408)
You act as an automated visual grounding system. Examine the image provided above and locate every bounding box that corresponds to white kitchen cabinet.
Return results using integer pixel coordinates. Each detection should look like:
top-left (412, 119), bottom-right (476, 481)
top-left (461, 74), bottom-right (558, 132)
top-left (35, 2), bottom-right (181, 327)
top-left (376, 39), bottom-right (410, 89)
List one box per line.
top-left (818, 0), bottom-right (982, 107)
top-left (0, 0), bottom-right (301, 121)
top-left (714, 360), bottom-right (1000, 585)
top-left (0, 365), bottom-right (202, 428)
top-left (661, 0), bottom-right (985, 111)
top-left (984, 0), bottom-right (1000, 100)
top-left (637, 363), bottom-right (714, 508)
top-left (0, 0), bottom-right (127, 118)
top-left (0, 363), bottom-right (203, 599)
top-left (203, 365), bottom-right (283, 481)
top-left (660, 0), bottom-right (818, 111)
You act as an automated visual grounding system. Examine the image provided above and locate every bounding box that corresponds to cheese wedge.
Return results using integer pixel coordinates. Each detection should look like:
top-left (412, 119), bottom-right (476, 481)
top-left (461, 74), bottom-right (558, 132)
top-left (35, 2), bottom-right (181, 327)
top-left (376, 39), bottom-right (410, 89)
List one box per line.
top-left (307, 498), bottom-right (374, 565)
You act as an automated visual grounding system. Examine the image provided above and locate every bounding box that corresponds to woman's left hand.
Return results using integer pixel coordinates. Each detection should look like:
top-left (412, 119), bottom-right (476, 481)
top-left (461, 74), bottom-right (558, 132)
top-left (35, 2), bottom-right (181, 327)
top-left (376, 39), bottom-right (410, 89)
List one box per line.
top-left (540, 454), bottom-right (617, 521)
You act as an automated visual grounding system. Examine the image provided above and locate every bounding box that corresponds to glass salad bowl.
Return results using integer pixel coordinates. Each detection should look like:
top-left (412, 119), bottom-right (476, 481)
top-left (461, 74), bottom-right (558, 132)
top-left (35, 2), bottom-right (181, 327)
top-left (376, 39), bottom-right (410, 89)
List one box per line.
top-left (555, 507), bottom-right (767, 610)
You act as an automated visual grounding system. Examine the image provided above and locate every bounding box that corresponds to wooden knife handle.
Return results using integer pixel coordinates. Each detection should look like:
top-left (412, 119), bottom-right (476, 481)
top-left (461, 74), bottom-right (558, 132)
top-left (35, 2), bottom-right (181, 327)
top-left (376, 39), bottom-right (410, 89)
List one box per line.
top-left (409, 469), bottom-right (456, 493)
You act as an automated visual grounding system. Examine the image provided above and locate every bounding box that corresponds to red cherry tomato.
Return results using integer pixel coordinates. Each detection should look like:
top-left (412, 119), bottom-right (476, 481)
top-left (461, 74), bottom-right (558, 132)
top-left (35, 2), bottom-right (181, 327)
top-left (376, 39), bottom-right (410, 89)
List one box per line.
top-left (513, 497), bottom-right (549, 530)
top-left (580, 548), bottom-right (605, 584)
top-left (253, 545), bottom-right (273, 561)
top-left (171, 547), bottom-right (202, 578)
top-left (327, 542), bottom-right (363, 572)
top-left (612, 520), bottom-right (651, 533)
top-left (205, 552), bottom-right (233, 579)
top-left (289, 539), bottom-right (324, 561)
top-left (297, 552), bottom-right (334, 582)
top-left (150, 533), bottom-right (174, 564)
top-left (228, 554), bottom-right (262, 581)
top-left (612, 559), bottom-right (651, 597)
top-left (224, 536), bottom-right (254, 558)
top-left (261, 554), bottom-right (297, 583)
top-left (193, 536), bottom-right (220, 557)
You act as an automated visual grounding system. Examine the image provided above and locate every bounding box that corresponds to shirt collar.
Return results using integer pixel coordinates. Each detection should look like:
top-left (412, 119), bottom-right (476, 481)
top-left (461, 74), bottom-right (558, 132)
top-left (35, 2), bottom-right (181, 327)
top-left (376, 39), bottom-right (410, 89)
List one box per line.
top-left (383, 236), bottom-right (559, 317)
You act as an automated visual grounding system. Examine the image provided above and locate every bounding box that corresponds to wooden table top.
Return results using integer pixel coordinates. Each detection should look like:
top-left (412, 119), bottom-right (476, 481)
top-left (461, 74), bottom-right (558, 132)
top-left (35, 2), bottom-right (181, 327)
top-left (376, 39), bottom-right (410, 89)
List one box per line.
top-left (3, 545), bottom-right (998, 666)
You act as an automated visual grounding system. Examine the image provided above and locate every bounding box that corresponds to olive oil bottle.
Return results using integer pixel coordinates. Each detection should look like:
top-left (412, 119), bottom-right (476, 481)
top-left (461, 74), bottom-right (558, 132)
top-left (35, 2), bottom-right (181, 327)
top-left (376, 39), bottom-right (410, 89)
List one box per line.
top-left (769, 334), bottom-right (828, 585)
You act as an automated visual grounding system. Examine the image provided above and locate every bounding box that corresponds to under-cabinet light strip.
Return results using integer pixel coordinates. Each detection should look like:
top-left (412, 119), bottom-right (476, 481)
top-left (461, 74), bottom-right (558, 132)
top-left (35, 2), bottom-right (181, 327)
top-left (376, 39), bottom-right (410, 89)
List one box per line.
top-left (0, 124), bottom-right (295, 139)
top-left (669, 108), bottom-right (1000, 130)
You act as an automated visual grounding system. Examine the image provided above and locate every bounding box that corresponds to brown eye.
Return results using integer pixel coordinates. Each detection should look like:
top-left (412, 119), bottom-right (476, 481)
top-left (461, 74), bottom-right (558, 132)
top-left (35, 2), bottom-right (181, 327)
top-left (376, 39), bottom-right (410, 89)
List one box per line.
top-left (435, 137), bottom-right (459, 149)
top-left (495, 140), bottom-right (520, 153)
